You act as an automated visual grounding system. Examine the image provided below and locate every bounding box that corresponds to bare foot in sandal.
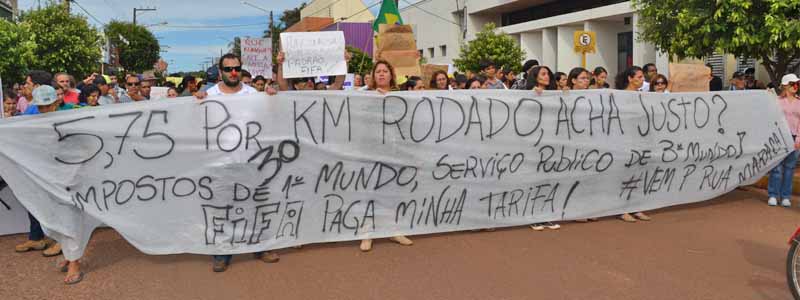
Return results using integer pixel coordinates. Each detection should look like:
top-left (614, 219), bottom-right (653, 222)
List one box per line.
top-left (64, 261), bottom-right (83, 285)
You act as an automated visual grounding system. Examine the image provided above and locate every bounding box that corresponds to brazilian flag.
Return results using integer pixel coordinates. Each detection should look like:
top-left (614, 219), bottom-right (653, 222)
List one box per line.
top-left (372, 0), bottom-right (404, 32)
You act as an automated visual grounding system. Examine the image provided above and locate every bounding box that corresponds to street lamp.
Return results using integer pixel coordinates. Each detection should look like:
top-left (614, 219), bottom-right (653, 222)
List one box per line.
top-left (241, 1), bottom-right (274, 38)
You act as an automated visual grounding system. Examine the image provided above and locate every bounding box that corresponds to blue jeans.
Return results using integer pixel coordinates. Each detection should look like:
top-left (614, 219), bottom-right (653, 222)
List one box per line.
top-left (768, 150), bottom-right (799, 199)
top-left (28, 213), bottom-right (44, 241)
top-left (213, 255), bottom-right (231, 264)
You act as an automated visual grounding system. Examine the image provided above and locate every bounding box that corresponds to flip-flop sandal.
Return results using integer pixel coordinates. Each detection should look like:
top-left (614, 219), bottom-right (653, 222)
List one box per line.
top-left (65, 271), bottom-right (84, 285)
top-left (58, 261), bottom-right (69, 273)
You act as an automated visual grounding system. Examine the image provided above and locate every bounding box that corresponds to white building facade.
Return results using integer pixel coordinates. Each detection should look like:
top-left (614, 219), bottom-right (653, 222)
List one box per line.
top-left (403, 0), bottom-right (670, 86)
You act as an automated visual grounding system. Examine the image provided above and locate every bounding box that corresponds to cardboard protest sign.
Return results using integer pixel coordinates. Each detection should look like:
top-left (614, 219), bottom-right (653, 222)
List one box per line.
top-left (376, 24), bottom-right (416, 55)
top-left (669, 63), bottom-right (711, 92)
top-left (381, 50), bottom-right (421, 79)
top-left (0, 90), bottom-right (788, 262)
top-left (241, 38), bottom-right (273, 79)
top-left (280, 31), bottom-right (347, 79)
top-left (422, 64), bottom-right (449, 88)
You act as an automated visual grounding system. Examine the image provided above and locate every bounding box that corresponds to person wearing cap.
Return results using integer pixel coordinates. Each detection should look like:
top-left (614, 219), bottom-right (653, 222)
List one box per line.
top-left (767, 73), bottom-right (800, 207)
top-left (200, 66), bottom-right (219, 93)
top-left (15, 86), bottom-right (69, 268)
top-left (730, 71), bottom-right (747, 90)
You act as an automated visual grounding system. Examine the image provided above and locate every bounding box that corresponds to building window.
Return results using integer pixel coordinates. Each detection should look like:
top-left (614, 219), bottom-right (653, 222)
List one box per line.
top-left (440, 45), bottom-right (447, 57)
top-left (428, 48), bottom-right (435, 58)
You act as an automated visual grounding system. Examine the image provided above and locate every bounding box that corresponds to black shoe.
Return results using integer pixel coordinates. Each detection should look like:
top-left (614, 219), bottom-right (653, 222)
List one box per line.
top-left (212, 260), bottom-right (228, 272)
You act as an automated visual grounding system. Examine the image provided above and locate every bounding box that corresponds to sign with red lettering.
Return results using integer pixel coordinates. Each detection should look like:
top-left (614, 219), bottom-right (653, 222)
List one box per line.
top-left (241, 38), bottom-right (273, 79)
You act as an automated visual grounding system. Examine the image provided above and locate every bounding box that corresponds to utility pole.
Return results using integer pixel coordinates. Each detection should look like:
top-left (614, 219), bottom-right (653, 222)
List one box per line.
top-left (133, 7), bottom-right (156, 25)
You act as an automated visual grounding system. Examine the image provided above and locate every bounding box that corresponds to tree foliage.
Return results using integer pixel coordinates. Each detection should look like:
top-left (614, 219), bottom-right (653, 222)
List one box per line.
top-left (0, 20), bottom-right (36, 87)
top-left (19, 4), bottom-right (102, 78)
top-left (453, 23), bottom-right (525, 73)
top-left (347, 46), bottom-right (373, 75)
top-left (280, 2), bottom-right (306, 29)
top-left (633, 0), bottom-right (800, 84)
top-left (105, 21), bottom-right (160, 73)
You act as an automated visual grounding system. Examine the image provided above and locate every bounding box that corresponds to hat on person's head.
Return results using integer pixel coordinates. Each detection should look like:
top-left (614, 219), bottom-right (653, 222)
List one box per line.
top-left (781, 74), bottom-right (800, 86)
top-left (731, 71), bottom-right (745, 79)
top-left (92, 76), bottom-right (107, 85)
top-left (30, 85), bottom-right (58, 106)
top-left (745, 67), bottom-right (756, 75)
top-left (206, 66), bottom-right (220, 83)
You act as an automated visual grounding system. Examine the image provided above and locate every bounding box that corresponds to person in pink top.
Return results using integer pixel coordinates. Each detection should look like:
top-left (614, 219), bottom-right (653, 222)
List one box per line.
top-left (768, 73), bottom-right (800, 207)
top-left (18, 70), bottom-right (53, 113)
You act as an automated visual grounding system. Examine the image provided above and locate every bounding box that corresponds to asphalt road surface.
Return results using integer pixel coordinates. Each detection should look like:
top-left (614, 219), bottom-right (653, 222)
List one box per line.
top-left (1, 188), bottom-right (797, 300)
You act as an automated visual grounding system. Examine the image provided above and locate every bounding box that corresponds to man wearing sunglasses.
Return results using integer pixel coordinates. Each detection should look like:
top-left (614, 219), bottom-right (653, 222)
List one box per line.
top-left (118, 74), bottom-right (146, 103)
top-left (203, 53), bottom-right (279, 273)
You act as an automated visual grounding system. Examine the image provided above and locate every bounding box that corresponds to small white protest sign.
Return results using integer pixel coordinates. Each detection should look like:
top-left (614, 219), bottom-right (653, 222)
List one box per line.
top-left (280, 31), bottom-right (346, 79)
top-left (241, 38), bottom-right (273, 79)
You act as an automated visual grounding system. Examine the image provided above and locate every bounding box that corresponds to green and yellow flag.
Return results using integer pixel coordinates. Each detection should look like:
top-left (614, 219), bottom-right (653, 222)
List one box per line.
top-left (372, 0), bottom-right (404, 32)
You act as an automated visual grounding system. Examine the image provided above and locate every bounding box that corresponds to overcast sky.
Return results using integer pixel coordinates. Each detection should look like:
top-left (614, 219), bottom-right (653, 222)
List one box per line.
top-left (18, 0), bottom-right (393, 72)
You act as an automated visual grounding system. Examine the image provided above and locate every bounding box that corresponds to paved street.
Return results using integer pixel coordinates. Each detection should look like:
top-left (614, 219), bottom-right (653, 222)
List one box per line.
top-left (0, 188), bottom-right (797, 300)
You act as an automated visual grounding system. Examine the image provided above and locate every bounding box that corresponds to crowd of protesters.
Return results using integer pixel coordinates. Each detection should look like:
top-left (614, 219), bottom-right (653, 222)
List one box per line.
top-left (2, 50), bottom-right (799, 285)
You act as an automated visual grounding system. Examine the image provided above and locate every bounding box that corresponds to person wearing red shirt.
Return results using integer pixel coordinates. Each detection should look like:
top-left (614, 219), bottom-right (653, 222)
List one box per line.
top-left (54, 73), bottom-right (80, 104)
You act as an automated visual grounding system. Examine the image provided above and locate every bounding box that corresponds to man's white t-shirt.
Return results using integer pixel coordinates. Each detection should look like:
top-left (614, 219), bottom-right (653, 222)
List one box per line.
top-left (206, 83), bottom-right (258, 96)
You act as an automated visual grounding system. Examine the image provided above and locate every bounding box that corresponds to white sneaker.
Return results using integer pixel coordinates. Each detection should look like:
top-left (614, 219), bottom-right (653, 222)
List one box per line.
top-left (783, 198), bottom-right (792, 207)
top-left (768, 197), bottom-right (778, 206)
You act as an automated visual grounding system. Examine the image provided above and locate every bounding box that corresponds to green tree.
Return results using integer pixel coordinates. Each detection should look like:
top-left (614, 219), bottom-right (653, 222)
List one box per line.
top-left (263, 2), bottom-right (307, 54)
top-left (633, 0), bottom-right (800, 85)
top-left (105, 21), bottom-right (160, 73)
top-left (280, 2), bottom-right (306, 29)
top-left (454, 23), bottom-right (525, 73)
top-left (229, 37), bottom-right (241, 57)
top-left (19, 4), bottom-right (102, 78)
top-left (347, 46), bottom-right (373, 75)
top-left (0, 20), bottom-right (36, 87)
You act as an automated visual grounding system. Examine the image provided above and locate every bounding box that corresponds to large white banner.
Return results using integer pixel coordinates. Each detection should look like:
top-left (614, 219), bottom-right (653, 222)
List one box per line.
top-left (0, 90), bottom-right (790, 260)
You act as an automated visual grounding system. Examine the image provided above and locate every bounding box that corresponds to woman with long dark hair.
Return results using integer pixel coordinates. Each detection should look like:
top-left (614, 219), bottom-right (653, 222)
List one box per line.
top-left (590, 67), bottom-right (610, 89)
top-left (567, 67), bottom-right (591, 90)
top-left (615, 66), bottom-right (644, 91)
top-left (429, 70), bottom-right (451, 90)
top-left (616, 66), bottom-right (651, 223)
top-left (360, 60), bottom-right (414, 251)
top-left (525, 66), bottom-right (557, 93)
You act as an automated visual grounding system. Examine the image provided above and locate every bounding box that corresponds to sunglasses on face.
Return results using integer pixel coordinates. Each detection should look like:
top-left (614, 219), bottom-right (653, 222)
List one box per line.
top-left (221, 66), bottom-right (242, 73)
top-left (126, 82), bottom-right (140, 86)
top-left (655, 81), bottom-right (667, 85)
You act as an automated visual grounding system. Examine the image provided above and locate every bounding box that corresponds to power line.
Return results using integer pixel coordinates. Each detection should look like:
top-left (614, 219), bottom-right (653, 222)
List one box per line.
top-left (336, 0), bottom-right (381, 23)
top-left (306, 0), bottom-right (345, 18)
top-left (400, 0), bottom-right (460, 27)
top-left (160, 23), bottom-right (269, 29)
top-left (70, 0), bottom-right (106, 26)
